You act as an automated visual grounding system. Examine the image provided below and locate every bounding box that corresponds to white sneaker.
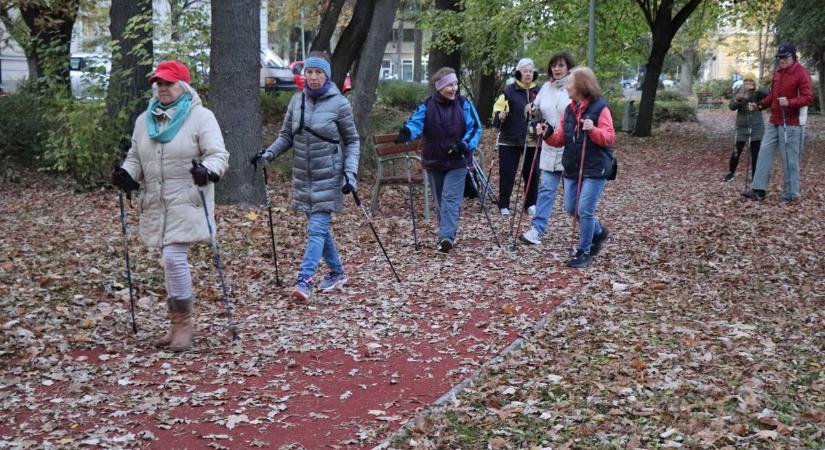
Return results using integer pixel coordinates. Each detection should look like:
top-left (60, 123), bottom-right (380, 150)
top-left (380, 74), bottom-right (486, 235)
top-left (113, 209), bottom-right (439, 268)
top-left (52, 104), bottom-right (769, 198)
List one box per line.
top-left (519, 227), bottom-right (542, 245)
top-left (500, 208), bottom-right (511, 216)
top-left (527, 205), bottom-right (537, 216)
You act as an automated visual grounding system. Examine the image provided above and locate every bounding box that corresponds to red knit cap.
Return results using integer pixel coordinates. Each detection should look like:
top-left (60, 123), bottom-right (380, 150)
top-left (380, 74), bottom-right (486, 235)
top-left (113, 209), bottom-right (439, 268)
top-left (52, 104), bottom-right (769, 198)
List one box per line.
top-left (149, 60), bottom-right (191, 85)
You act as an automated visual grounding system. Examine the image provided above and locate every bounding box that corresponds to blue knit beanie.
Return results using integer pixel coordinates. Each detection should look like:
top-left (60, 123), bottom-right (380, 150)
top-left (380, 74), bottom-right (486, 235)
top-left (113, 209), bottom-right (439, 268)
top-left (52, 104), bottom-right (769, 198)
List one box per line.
top-left (304, 56), bottom-right (331, 79)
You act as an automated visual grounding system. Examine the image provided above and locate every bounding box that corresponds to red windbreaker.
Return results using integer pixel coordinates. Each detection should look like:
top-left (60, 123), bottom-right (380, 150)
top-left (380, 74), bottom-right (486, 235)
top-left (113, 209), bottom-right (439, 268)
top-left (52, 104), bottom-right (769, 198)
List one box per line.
top-left (760, 61), bottom-right (813, 126)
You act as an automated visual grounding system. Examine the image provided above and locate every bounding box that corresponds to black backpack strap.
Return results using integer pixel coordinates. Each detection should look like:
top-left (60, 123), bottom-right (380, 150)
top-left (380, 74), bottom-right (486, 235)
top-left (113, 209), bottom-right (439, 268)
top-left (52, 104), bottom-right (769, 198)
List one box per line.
top-left (297, 93), bottom-right (340, 145)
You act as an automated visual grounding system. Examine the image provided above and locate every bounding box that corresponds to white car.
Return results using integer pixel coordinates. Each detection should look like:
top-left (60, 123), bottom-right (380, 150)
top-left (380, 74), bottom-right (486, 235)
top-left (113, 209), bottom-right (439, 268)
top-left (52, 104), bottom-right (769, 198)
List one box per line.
top-left (70, 54), bottom-right (110, 99)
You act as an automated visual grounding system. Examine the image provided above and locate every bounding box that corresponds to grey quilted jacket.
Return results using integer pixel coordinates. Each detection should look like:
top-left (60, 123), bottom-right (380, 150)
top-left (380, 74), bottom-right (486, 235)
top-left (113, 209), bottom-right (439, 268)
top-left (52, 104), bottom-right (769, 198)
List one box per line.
top-left (264, 84), bottom-right (360, 213)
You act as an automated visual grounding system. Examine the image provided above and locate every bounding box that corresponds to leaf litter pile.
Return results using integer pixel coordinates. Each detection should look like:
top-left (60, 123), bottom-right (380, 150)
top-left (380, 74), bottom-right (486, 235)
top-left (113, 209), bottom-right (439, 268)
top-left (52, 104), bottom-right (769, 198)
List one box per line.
top-left (392, 111), bottom-right (825, 449)
top-left (1, 110), bottom-right (822, 449)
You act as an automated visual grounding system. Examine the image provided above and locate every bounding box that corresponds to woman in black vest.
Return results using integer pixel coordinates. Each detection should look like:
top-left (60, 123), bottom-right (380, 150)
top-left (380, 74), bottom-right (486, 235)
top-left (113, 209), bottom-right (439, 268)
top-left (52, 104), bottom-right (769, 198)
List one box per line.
top-left (543, 67), bottom-right (615, 268)
top-left (396, 67), bottom-right (483, 253)
top-left (492, 58), bottom-right (540, 216)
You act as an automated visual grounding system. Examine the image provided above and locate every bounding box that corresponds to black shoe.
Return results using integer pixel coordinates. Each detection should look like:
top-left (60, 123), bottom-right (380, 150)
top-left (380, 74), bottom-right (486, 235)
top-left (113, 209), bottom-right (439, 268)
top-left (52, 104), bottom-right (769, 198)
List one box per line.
top-left (590, 226), bottom-right (609, 257)
top-left (437, 237), bottom-right (453, 253)
top-left (741, 189), bottom-right (766, 200)
top-left (567, 250), bottom-right (592, 268)
top-left (723, 173), bottom-right (734, 182)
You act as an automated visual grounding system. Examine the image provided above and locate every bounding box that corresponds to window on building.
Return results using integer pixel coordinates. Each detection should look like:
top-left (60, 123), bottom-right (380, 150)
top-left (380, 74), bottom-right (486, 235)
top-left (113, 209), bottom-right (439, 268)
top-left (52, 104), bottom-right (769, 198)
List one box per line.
top-left (381, 59), bottom-right (392, 79)
top-left (401, 59), bottom-right (413, 82)
top-left (403, 29), bottom-right (415, 42)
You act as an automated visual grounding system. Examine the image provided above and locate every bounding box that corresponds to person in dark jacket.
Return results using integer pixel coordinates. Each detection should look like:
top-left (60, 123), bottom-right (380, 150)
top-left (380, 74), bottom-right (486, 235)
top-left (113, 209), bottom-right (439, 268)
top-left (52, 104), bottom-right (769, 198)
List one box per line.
top-left (543, 67), bottom-right (615, 268)
top-left (742, 43), bottom-right (813, 202)
top-left (396, 67), bottom-right (483, 253)
top-left (724, 72), bottom-right (765, 182)
top-left (492, 57), bottom-right (539, 216)
top-left (251, 53), bottom-right (360, 302)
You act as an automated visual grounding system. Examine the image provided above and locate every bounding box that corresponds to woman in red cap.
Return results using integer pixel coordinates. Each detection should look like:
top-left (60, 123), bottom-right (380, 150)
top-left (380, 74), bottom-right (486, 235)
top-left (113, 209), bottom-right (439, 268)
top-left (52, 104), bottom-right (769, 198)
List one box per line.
top-left (111, 60), bottom-right (229, 352)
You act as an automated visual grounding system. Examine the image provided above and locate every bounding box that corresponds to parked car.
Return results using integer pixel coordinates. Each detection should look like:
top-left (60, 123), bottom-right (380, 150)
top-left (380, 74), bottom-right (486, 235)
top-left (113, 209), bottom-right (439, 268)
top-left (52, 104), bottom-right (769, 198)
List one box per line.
top-left (261, 50), bottom-right (297, 91)
top-left (70, 53), bottom-right (110, 99)
top-left (621, 78), bottom-right (638, 89)
top-left (290, 60), bottom-right (352, 93)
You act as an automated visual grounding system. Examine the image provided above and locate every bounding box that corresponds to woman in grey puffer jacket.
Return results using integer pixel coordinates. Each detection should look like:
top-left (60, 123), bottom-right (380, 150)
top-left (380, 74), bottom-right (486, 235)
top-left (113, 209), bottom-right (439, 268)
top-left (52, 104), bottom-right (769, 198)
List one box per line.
top-left (253, 53), bottom-right (360, 302)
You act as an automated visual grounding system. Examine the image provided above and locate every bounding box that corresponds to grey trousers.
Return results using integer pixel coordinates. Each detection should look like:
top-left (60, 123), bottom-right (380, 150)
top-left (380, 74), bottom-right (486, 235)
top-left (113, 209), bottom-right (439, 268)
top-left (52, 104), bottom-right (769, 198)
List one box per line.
top-left (751, 123), bottom-right (802, 200)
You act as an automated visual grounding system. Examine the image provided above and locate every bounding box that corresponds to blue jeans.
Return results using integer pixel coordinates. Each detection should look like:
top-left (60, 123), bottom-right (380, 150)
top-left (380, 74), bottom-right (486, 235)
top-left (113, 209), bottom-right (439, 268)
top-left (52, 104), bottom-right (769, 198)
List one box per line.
top-left (531, 170), bottom-right (563, 235)
top-left (752, 123), bottom-right (802, 199)
top-left (563, 177), bottom-right (606, 253)
top-left (298, 212), bottom-right (344, 281)
top-left (428, 167), bottom-right (467, 241)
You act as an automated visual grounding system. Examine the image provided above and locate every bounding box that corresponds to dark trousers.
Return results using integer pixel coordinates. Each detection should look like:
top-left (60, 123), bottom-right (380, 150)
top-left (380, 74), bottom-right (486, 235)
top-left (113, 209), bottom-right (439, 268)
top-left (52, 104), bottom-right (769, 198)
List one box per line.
top-left (729, 140), bottom-right (761, 176)
top-left (498, 144), bottom-right (539, 210)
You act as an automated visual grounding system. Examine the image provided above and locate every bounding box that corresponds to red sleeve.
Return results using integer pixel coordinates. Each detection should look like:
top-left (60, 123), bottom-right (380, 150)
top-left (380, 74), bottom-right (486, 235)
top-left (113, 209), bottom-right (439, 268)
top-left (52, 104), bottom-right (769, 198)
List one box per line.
top-left (544, 125), bottom-right (565, 147)
top-left (790, 67), bottom-right (814, 109)
top-left (589, 108), bottom-right (615, 147)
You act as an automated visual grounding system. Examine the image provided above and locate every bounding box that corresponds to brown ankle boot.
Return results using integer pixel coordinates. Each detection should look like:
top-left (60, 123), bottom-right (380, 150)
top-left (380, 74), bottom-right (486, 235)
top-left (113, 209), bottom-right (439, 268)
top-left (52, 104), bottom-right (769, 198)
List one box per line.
top-left (167, 296), bottom-right (193, 352)
top-left (153, 298), bottom-right (178, 347)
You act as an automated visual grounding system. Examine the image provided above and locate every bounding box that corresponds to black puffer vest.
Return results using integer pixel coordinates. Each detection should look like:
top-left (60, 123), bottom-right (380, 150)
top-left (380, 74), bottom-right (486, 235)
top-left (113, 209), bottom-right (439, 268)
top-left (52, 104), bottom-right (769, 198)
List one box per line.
top-left (562, 97), bottom-right (614, 179)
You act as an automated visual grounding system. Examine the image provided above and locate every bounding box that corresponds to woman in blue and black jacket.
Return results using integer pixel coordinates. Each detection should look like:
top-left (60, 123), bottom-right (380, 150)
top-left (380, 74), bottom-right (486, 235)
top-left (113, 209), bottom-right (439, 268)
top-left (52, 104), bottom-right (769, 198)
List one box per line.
top-left (396, 67), bottom-right (483, 254)
top-left (492, 57), bottom-right (540, 216)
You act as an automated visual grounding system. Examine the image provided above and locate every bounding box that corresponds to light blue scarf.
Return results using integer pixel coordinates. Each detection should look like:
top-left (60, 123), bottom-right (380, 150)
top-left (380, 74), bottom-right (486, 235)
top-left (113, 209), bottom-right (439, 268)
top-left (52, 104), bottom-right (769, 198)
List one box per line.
top-left (146, 93), bottom-right (192, 143)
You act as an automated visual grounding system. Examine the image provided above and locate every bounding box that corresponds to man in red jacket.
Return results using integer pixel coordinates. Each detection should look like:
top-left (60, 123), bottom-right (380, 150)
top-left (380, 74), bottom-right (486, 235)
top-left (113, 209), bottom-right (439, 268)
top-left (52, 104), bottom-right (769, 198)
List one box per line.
top-left (742, 43), bottom-right (813, 202)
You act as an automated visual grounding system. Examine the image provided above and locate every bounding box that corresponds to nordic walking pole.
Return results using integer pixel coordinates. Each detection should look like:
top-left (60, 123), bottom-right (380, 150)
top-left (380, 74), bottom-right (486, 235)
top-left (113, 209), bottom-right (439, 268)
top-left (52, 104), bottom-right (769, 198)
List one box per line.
top-left (261, 165), bottom-right (283, 286)
top-left (512, 134), bottom-right (542, 249)
top-left (572, 132), bottom-right (588, 252)
top-left (402, 142), bottom-right (421, 250)
top-left (745, 99), bottom-right (753, 189)
top-left (467, 160), bottom-right (502, 249)
top-left (343, 173), bottom-right (401, 282)
top-left (780, 106), bottom-right (791, 197)
top-left (117, 188), bottom-right (138, 334)
top-left (192, 160), bottom-right (239, 341)
top-left (507, 123), bottom-right (531, 246)
top-left (479, 133), bottom-right (501, 211)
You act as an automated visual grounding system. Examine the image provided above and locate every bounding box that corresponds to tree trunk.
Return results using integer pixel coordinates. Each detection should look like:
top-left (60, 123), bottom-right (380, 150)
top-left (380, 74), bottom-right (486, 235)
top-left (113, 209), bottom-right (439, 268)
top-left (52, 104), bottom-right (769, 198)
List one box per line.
top-left (393, 16), bottom-right (402, 79)
top-left (757, 26), bottom-right (765, 80)
top-left (634, 33), bottom-right (670, 137)
top-left (331, 0), bottom-right (376, 87)
top-left (352, 0), bottom-right (401, 139)
top-left (476, 69), bottom-right (496, 127)
top-left (107, 0), bottom-right (154, 127)
top-left (426, 0), bottom-right (461, 87)
top-left (679, 47), bottom-right (693, 96)
top-left (310, 0), bottom-right (346, 52)
top-left (819, 48), bottom-right (825, 113)
top-left (18, 0), bottom-right (80, 94)
top-left (633, 0), bottom-right (702, 137)
top-left (413, 28), bottom-right (422, 82)
top-left (211, 0), bottom-right (265, 205)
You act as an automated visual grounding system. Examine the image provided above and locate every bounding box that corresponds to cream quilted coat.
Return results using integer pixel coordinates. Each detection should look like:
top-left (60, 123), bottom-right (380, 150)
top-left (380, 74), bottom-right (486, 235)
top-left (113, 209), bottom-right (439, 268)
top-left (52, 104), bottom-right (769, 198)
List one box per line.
top-left (122, 83), bottom-right (229, 248)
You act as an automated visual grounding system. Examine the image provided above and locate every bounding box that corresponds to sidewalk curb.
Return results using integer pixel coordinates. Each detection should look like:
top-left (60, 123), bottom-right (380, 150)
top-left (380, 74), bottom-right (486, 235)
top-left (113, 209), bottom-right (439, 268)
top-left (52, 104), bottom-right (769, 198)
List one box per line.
top-left (373, 290), bottom-right (585, 450)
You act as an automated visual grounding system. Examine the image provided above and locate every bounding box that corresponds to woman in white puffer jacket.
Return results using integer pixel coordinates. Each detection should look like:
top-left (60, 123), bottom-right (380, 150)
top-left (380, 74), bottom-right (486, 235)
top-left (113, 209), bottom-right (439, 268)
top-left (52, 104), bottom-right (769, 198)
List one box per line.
top-left (112, 60), bottom-right (229, 352)
top-left (520, 52), bottom-right (575, 246)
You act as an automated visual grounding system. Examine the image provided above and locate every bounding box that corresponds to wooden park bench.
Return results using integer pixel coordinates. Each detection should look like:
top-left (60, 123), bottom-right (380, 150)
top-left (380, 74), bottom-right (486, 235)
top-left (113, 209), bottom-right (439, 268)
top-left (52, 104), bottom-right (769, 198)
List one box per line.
top-left (370, 134), bottom-right (430, 220)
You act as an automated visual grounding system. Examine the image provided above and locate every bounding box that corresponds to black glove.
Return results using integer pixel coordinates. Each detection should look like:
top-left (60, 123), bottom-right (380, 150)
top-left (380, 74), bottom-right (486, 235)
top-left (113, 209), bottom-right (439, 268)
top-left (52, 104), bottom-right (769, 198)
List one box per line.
top-left (342, 172), bottom-right (356, 194)
top-left (112, 167), bottom-right (140, 192)
top-left (190, 161), bottom-right (219, 186)
top-left (249, 149), bottom-right (269, 165)
top-left (447, 140), bottom-right (468, 157)
top-left (541, 122), bottom-right (554, 136)
top-left (395, 126), bottom-right (411, 144)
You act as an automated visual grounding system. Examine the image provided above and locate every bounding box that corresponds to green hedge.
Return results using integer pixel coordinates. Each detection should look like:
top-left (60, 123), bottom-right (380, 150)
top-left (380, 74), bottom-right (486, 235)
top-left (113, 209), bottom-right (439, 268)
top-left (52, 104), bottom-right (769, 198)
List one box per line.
top-left (693, 79), bottom-right (734, 99)
top-left (260, 91), bottom-right (293, 123)
top-left (0, 91), bottom-right (55, 165)
top-left (377, 80), bottom-right (428, 110)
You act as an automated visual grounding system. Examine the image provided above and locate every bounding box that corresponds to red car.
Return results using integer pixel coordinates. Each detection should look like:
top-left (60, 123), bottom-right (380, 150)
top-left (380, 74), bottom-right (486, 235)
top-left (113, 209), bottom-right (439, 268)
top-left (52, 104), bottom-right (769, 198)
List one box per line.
top-left (290, 60), bottom-right (352, 93)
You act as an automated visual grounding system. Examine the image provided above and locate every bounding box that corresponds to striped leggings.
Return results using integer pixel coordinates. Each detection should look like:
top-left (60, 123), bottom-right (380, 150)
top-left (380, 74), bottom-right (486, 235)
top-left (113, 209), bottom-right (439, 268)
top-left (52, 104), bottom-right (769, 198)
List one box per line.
top-left (162, 244), bottom-right (193, 299)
